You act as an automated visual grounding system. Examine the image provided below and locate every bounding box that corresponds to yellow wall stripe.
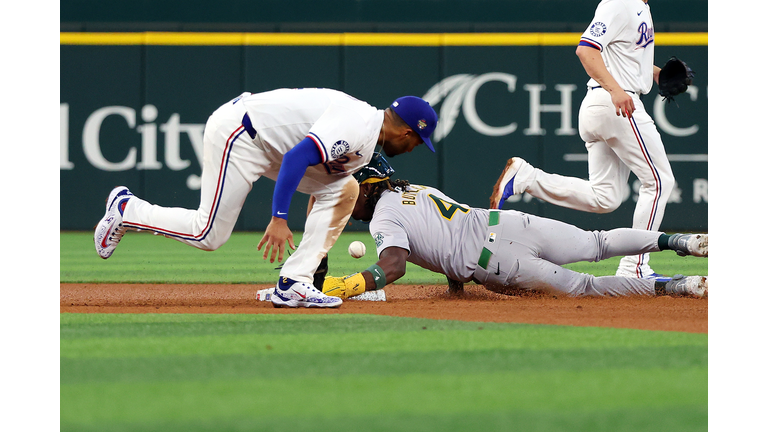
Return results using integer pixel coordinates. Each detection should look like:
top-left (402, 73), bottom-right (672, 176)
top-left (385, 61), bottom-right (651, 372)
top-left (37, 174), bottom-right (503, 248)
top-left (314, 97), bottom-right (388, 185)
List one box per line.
top-left (60, 32), bottom-right (708, 46)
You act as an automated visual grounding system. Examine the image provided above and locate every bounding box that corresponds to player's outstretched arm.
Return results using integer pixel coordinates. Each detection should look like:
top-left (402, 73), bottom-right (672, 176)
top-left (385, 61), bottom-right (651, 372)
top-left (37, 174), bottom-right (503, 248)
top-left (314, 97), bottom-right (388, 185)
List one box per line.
top-left (259, 139), bottom-right (324, 263)
top-left (322, 246), bottom-right (408, 298)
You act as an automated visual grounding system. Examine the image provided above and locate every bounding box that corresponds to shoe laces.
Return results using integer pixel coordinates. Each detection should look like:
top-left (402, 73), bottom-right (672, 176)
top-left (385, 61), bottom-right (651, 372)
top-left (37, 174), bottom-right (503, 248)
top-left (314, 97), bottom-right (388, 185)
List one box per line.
top-left (108, 223), bottom-right (127, 243)
top-left (305, 284), bottom-right (323, 295)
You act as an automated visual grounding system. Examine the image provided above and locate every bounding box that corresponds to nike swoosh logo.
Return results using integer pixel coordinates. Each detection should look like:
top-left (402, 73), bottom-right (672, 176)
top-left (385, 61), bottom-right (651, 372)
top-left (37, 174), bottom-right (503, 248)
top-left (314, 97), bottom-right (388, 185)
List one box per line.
top-left (277, 212), bottom-right (287, 215)
top-left (494, 263), bottom-right (500, 276)
top-left (101, 222), bottom-right (115, 247)
top-left (292, 289), bottom-right (306, 299)
top-left (637, 11), bottom-right (643, 15)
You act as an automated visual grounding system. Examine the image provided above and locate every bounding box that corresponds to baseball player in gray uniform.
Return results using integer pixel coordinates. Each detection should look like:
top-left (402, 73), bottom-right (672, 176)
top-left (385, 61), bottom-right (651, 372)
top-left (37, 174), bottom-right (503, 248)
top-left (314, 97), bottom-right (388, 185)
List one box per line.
top-left (490, 0), bottom-right (680, 280)
top-left (94, 88), bottom-right (438, 308)
top-left (322, 154), bottom-right (707, 299)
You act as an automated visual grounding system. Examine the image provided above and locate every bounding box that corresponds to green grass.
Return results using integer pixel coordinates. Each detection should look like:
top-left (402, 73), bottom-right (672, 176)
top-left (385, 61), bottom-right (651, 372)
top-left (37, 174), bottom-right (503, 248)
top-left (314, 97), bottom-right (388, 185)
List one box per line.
top-left (60, 314), bottom-right (707, 432)
top-left (61, 232), bottom-right (708, 431)
top-left (61, 231), bottom-right (707, 284)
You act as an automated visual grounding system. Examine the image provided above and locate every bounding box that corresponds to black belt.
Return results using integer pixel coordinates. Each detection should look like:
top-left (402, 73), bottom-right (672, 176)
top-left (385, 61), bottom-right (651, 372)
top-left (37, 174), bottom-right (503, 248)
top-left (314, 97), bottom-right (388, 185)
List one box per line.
top-left (242, 112), bottom-right (257, 139)
top-left (589, 86), bottom-right (635, 94)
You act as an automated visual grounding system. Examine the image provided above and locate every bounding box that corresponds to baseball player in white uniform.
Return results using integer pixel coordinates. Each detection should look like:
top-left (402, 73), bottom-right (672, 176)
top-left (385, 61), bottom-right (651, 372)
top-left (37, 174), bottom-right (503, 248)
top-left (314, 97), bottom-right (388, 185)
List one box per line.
top-left (94, 88), bottom-right (438, 308)
top-left (490, 0), bottom-right (677, 279)
top-left (322, 154), bottom-right (707, 299)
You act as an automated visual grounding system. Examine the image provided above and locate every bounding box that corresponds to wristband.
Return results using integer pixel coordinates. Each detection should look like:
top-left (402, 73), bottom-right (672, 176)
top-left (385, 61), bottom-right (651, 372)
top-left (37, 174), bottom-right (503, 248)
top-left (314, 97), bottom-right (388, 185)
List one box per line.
top-left (365, 264), bottom-right (387, 290)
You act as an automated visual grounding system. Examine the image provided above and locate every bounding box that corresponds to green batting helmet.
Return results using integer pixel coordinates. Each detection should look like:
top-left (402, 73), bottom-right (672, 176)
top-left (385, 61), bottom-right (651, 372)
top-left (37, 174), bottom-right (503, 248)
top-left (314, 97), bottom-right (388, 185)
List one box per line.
top-left (354, 152), bottom-right (395, 184)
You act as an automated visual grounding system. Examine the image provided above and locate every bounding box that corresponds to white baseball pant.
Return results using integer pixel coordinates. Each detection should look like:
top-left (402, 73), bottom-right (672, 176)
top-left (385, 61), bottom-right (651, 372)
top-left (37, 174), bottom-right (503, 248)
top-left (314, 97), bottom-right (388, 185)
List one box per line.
top-left (524, 88), bottom-right (674, 277)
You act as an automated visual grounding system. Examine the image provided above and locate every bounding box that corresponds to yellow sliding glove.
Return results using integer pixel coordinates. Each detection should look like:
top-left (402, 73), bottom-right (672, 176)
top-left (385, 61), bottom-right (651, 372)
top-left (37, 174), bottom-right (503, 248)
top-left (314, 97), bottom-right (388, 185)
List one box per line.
top-left (322, 273), bottom-right (366, 299)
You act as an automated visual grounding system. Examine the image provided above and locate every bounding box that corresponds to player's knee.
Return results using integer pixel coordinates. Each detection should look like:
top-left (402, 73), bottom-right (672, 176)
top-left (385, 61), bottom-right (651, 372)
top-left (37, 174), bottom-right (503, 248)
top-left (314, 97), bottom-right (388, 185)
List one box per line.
top-left (592, 191), bottom-right (623, 213)
top-left (594, 199), bottom-right (621, 213)
top-left (196, 234), bottom-right (230, 251)
top-left (587, 182), bottom-right (624, 213)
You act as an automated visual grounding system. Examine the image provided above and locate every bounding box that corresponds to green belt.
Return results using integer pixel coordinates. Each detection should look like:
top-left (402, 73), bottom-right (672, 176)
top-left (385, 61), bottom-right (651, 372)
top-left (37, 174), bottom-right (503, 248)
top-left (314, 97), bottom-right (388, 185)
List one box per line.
top-left (478, 211), bottom-right (500, 270)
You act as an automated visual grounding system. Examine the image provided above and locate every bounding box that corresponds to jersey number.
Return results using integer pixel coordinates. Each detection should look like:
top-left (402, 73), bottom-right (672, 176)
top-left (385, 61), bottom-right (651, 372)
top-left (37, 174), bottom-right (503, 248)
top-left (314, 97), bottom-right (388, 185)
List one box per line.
top-left (323, 156), bottom-right (350, 174)
top-left (428, 194), bottom-right (469, 220)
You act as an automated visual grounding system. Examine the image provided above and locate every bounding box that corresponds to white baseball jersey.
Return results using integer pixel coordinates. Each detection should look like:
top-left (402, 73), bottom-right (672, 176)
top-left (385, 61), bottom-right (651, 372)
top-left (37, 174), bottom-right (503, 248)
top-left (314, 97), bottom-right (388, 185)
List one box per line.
top-left (579, 0), bottom-right (655, 94)
top-left (241, 88), bottom-right (384, 181)
top-left (520, 0), bottom-right (673, 278)
top-left (123, 88), bottom-right (384, 283)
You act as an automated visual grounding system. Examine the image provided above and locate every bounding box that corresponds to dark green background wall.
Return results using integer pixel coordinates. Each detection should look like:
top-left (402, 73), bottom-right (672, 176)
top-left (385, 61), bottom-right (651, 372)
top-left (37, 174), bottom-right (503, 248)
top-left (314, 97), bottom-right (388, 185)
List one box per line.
top-left (60, 40), bottom-right (708, 232)
top-left (61, 0), bottom-right (707, 32)
top-left (61, 1), bottom-right (708, 232)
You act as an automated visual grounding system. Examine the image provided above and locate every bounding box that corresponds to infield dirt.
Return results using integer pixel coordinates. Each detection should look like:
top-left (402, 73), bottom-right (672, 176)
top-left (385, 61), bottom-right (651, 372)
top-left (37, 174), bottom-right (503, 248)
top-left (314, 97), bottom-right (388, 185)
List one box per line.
top-left (60, 283), bottom-right (707, 333)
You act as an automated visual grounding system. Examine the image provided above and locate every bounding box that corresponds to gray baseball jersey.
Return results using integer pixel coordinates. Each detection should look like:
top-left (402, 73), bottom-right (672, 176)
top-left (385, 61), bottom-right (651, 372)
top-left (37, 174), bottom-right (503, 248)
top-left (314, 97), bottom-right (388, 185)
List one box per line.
top-left (369, 185), bottom-right (664, 297)
top-left (369, 185), bottom-right (487, 282)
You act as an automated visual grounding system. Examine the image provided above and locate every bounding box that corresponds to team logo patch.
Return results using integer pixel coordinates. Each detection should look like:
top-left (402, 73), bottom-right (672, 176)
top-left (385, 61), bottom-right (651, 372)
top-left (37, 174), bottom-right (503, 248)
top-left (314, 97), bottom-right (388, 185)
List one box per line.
top-left (330, 140), bottom-right (350, 159)
top-left (417, 119), bottom-right (427, 130)
top-left (373, 232), bottom-right (384, 248)
top-left (590, 22), bottom-right (607, 37)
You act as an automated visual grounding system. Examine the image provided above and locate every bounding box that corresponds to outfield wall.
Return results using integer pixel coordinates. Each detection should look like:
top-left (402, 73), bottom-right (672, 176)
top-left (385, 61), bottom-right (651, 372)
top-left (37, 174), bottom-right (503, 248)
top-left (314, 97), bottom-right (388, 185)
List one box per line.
top-left (60, 32), bottom-right (708, 232)
top-left (60, 0), bottom-right (707, 32)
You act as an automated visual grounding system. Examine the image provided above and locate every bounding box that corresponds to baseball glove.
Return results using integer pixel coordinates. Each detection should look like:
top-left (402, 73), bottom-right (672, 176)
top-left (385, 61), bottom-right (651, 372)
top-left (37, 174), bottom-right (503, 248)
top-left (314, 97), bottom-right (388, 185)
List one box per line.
top-left (322, 273), bottom-right (366, 299)
top-left (658, 56), bottom-right (695, 102)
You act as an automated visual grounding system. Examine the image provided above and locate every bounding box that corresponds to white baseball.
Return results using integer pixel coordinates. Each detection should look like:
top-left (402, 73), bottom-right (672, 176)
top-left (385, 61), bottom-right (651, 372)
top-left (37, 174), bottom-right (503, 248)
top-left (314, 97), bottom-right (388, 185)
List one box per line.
top-left (348, 241), bottom-right (366, 258)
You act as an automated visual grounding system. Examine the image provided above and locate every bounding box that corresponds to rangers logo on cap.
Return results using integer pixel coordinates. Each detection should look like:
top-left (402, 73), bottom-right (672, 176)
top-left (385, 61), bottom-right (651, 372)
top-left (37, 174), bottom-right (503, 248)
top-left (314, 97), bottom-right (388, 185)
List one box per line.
top-left (417, 119), bottom-right (427, 130)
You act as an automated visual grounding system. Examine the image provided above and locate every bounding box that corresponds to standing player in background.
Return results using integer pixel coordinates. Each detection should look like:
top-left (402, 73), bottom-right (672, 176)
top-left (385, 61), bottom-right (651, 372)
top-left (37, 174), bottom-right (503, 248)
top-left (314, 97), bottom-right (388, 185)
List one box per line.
top-left (94, 88), bottom-right (438, 308)
top-left (490, 0), bottom-right (684, 279)
top-left (322, 154), bottom-right (707, 300)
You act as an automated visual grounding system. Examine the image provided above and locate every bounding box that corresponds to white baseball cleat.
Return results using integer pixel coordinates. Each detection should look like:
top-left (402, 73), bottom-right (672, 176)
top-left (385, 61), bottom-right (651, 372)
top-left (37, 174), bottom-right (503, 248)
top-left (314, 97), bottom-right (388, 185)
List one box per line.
top-left (94, 186), bottom-right (133, 259)
top-left (489, 157), bottom-right (536, 209)
top-left (664, 275), bottom-right (708, 297)
top-left (271, 277), bottom-right (343, 308)
top-left (669, 234), bottom-right (708, 257)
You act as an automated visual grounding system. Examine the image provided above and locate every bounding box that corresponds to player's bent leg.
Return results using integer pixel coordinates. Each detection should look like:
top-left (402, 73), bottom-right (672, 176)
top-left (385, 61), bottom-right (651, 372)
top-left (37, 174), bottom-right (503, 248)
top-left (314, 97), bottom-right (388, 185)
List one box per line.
top-left (610, 110), bottom-right (675, 278)
top-left (492, 257), bottom-right (655, 297)
top-left (120, 112), bottom-right (260, 251)
top-left (121, 194), bottom-right (244, 251)
top-left (278, 175), bottom-right (359, 282)
top-left (272, 176), bottom-right (357, 308)
top-left (522, 141), bottom-right (629, 213)
top-left (514, 213), bottom-right (661, 266)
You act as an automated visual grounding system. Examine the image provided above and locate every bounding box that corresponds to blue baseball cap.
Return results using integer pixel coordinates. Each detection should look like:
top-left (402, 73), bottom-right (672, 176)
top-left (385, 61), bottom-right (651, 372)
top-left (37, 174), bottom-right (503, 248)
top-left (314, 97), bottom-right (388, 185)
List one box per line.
top-left (390, 96), bottom-right (438, 152)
